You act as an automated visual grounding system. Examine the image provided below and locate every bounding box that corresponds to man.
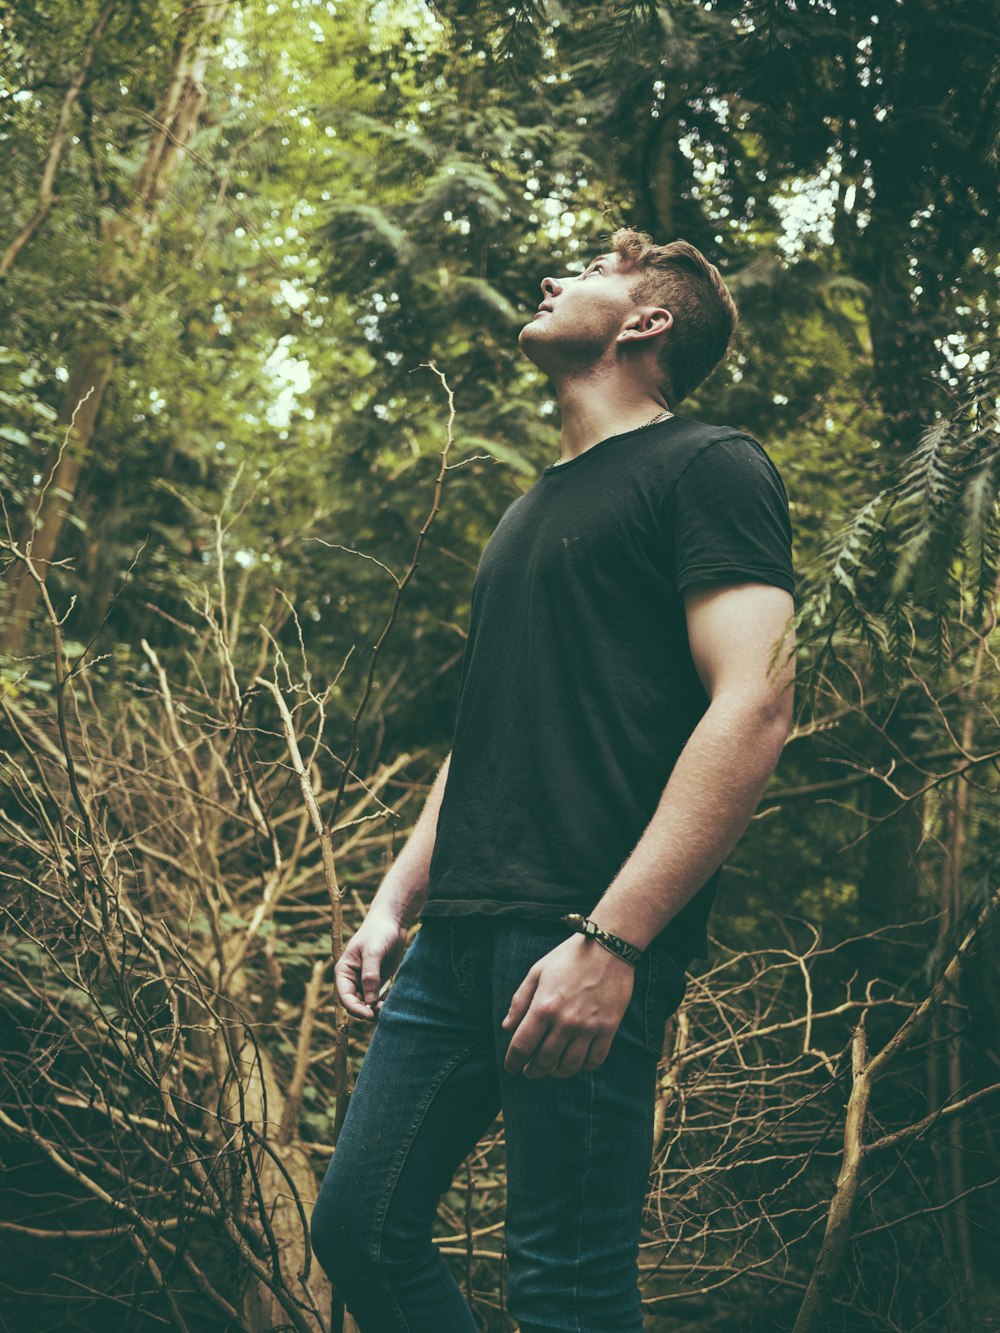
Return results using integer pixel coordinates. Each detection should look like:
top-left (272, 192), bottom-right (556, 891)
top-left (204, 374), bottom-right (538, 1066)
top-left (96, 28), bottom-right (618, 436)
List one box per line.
top-left (311, 229), bottom-right (796, 1332)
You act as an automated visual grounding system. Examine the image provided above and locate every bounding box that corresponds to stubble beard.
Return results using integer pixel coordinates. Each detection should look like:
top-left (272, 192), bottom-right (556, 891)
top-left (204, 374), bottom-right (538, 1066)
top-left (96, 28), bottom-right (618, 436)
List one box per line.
top-left (517, 319), bottom-right (612, 382)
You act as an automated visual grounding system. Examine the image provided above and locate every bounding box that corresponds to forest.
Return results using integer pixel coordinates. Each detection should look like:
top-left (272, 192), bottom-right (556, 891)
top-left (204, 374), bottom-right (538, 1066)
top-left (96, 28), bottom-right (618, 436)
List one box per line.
top-left (1, 0), bottom-right (998, 1329)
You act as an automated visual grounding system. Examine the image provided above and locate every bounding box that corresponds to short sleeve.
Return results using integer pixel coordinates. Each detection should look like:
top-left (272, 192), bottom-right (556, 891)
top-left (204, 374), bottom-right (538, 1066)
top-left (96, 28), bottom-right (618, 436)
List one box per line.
top-left (668, 434), bottom-right (795, 596)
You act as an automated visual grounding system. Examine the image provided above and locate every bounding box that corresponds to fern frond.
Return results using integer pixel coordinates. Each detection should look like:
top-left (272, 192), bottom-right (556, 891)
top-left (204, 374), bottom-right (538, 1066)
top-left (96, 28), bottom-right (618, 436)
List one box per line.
top-left (962, 455), bottom-right (1000, 622)
top-left (795, 341), bottom-right (1000, 693)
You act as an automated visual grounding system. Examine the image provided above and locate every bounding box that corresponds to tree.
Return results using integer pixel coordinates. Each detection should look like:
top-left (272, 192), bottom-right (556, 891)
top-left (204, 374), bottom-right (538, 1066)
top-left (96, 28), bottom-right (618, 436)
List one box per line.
top-left (2, 1), bottom-right (230, 652)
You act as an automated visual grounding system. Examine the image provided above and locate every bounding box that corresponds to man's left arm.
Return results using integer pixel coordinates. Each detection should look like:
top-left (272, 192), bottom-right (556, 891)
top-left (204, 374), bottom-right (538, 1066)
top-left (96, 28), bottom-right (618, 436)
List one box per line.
top-left (502, 578), bottom-right (795, 1078)
top-left (587, 578), bottom-right (795, 950)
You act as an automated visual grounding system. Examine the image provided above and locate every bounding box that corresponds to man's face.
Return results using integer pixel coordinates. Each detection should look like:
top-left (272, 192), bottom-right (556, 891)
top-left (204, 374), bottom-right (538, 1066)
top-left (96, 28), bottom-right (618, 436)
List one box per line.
top-left (517, 251), bottom-right (642, 374)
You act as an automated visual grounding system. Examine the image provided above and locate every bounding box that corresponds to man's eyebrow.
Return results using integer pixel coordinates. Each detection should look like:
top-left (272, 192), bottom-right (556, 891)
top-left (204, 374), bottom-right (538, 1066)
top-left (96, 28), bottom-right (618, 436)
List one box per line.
top-left (574, 253), bottom-right (613, 275)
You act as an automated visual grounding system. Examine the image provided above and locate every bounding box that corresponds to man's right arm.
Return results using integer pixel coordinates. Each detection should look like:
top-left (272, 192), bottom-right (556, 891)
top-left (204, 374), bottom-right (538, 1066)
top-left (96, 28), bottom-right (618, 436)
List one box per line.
top-left (335, 752), bottom-right (451, 1020)
top-left (369, 751), bottom-right (451, 927)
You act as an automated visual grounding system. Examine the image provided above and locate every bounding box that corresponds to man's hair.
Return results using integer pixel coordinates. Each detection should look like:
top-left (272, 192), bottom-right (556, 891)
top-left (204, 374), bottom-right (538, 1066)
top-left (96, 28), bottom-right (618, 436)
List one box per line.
top-left (609, 228), bottom-right (739, 405)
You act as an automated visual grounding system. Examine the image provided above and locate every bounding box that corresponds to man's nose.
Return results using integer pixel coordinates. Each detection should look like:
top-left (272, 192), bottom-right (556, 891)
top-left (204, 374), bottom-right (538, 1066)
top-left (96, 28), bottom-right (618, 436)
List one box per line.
top-left (541, 275), bottom-right (562, 299)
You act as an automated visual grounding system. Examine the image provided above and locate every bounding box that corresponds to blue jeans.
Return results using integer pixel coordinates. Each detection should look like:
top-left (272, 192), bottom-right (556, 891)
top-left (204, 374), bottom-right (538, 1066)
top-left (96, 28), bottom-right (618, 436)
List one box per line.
top-left (310, 915), bottom-right (687, 1332)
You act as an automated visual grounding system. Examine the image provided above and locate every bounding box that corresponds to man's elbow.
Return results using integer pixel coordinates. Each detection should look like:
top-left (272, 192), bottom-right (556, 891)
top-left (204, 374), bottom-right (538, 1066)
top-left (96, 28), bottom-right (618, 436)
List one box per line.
top-left (764, 683), bottom-right (795, 766)
top-left (714, 685), bottom-right (793, 769)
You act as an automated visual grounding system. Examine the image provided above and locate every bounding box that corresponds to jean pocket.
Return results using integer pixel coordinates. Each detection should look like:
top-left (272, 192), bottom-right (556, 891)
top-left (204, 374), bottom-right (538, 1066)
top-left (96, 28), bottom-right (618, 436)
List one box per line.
top-left (642, 949), bottom-right (688, 1058)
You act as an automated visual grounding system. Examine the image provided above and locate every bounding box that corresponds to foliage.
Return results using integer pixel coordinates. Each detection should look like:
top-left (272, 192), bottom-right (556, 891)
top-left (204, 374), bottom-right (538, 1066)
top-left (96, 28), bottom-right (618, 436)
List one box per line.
top-left (1, 0), bottom-right (998, 1328)
top-left (795, 354), bottom-right (1000, 702)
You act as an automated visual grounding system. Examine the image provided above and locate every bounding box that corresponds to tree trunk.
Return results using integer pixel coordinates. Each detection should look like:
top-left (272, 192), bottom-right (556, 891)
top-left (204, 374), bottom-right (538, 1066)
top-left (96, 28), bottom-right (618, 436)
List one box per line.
top-left (791, 1022), bottom-right (870, 1333)
top-left (3, 345), bottom-right (116, 653)
top-left (926, 596), bottom-right (993, 1319)
top-left (0, 0), bottom-right (119, 277)
top-left (1, 3), bottom-right (228, 653)
top-left (230, 1026), bottom-right (331, 1332)
top-left (854, 707), bottom-right (927, 956)
top-left (190, 942), bottom-right (331, 1333)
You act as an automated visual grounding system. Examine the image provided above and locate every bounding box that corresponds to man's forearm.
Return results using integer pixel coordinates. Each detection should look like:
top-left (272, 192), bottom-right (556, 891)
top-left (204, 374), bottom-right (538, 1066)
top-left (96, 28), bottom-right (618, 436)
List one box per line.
top-left (588, 699), bottom-right (791, 952)
top-left (370, 753), bottom-right (451, 926)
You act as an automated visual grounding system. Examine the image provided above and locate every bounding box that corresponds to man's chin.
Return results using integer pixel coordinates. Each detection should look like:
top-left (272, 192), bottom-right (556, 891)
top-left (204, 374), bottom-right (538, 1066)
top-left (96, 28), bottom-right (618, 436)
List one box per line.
top-left (517, 321), bottom-right (548, 365)
top-left (517, 319), bottom-right (557, 362)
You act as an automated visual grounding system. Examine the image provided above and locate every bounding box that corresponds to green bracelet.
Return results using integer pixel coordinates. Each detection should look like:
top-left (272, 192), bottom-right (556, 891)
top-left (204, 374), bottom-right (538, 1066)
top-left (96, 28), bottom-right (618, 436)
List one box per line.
top-left (560, 912), bottom-right (643, 967)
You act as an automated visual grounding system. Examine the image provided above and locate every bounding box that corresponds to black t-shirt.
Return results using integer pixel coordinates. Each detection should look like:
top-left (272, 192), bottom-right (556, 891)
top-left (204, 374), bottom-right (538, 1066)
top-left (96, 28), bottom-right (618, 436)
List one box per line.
top-left (418, 413), bottom-right (795, 967)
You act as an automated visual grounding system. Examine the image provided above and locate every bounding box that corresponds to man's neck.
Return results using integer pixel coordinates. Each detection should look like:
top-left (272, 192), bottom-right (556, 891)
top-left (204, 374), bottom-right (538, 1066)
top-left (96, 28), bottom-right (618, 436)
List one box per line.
top-left (554, 377), bottom-right (671, 465)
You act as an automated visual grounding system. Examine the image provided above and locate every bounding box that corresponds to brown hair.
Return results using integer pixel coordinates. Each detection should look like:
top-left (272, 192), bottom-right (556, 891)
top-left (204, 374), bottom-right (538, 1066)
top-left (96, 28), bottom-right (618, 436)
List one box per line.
top-left (609, 228), bottom-right (739, 405)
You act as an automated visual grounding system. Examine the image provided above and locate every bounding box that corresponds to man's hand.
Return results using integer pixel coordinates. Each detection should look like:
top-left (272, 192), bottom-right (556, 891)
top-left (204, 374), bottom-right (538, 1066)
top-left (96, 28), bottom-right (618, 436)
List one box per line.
top-left (334, 906), bottom-right (410, 1022)
top-left (501, 934), bottom-right (636, 1079)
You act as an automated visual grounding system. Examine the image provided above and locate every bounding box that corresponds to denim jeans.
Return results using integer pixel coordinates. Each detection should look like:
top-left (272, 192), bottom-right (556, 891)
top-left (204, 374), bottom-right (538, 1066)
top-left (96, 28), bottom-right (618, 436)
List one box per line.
top-left (310, 915), bottom-right (688, 1332)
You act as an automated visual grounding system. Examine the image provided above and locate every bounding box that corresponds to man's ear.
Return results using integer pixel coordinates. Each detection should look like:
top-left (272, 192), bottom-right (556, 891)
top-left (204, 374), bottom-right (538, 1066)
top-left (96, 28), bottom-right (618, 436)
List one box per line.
top-left (617, 307), bottom-right (673, 343)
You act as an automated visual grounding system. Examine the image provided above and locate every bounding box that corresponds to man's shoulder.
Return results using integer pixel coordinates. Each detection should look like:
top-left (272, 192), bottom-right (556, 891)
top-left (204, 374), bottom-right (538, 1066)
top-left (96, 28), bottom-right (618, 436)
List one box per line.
top-left (662, 414), bottom-right (761, 453)
top-left (641, 415), bottom-right (754, 474)
top-left (657, 417), bottom-right (783, 486)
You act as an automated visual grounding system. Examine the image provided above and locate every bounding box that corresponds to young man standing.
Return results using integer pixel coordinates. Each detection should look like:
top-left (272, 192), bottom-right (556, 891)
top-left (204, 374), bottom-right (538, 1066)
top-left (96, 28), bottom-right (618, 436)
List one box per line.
top-left (311, 229), bottom-right (796, 1332)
